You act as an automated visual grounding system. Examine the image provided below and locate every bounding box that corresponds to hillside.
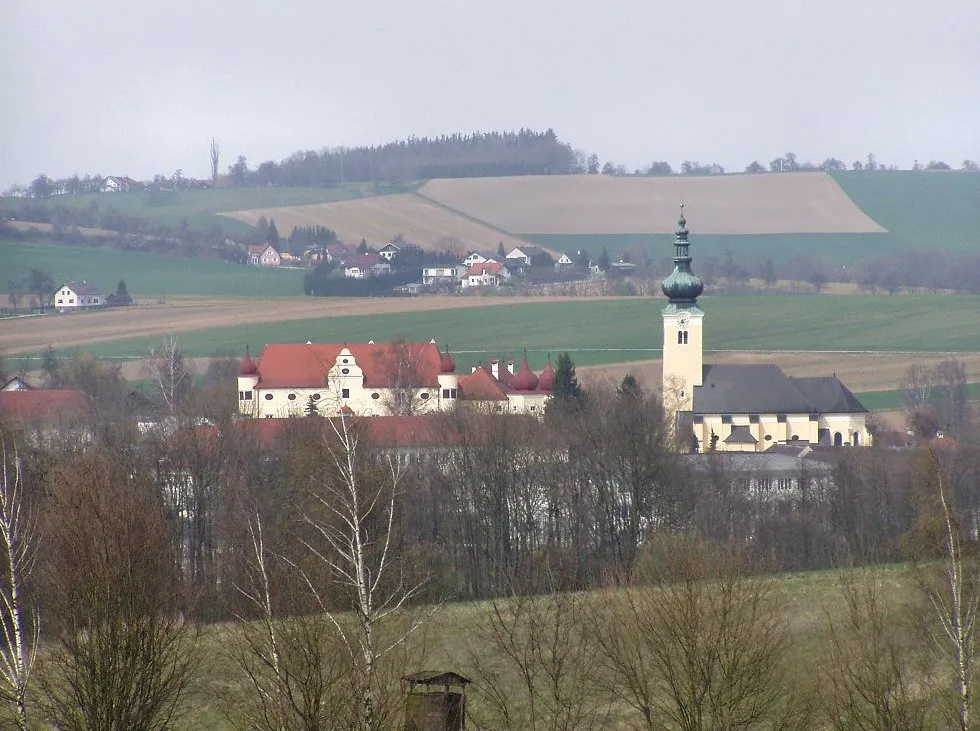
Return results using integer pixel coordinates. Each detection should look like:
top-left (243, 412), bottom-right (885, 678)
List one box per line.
top-left (0, 242), bottom-right (305, 297)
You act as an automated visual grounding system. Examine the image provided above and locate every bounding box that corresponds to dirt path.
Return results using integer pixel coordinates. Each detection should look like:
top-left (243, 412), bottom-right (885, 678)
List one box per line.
top-left (0, 296), bottom-right (618, 355)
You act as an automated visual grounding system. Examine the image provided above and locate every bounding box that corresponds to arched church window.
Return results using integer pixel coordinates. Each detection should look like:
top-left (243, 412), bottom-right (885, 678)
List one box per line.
top-left (677, 331), bottom-right (683, 345)
top-left (683, 331), bottom-right (689, 344)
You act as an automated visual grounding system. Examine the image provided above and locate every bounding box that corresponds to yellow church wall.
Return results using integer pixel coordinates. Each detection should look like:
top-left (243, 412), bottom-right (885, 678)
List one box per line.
top-left (662, 309), bottom-right (703, 413)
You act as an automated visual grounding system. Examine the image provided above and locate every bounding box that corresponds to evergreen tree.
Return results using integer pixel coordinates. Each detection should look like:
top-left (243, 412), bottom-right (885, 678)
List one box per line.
top-left (116, 280), bottom-right (128, 298)
top-left (597, 249), bottom-right (611, 272)
top-left (305, 395), bottom-right (319, 417)
top-left (357, 238), bottom-right (369, 254)
top-left (552, 352), bottom-right (582, 401)
top-left (267, 219), bottom-right (279, 245)
top-left (497, 241), bottom-right (506, 258)
top-left (618, 374), bottom-right (641, 398)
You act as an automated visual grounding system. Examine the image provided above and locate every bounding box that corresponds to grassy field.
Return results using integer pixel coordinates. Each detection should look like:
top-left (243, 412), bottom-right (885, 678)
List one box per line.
top-left (0, 241), bottom-right (306, 297)
top-left (145, 564), bottom-right (923, 730)
top-left (831, 170), bottom-right (980, 254)
top-left (0, 184), bottom-right (382, 235)
top-left (19, 294), bottom-right (980, 371)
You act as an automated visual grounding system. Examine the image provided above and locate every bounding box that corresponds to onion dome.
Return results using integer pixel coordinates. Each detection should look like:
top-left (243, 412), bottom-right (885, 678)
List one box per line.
top-left (660, 204), bottom-right (704, 304)
top-left (239, 348), bottom-right (258, 376)
top-left (512, 353), bottom-right (539, 391)
top-left (537, 356), bottom-right (555, 392)
top-left (439, 347), bottom-right (456, 374)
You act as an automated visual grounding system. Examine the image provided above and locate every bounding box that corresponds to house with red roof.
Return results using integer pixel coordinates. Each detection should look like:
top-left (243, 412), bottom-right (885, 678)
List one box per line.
top-left (344, 254), bottom-right (391, 279)
top-left (237, 341), bottom-right (553, 418)
top-left (463, 262), bottom-right (511, 289)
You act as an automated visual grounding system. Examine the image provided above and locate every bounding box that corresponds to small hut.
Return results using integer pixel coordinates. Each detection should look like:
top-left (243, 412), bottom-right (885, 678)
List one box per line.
top-left (403, 670), bottom-right (471, 731)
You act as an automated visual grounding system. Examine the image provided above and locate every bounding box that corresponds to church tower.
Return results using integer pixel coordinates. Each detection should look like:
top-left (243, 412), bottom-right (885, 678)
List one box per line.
top-left (661, 205), bottom-right (704, 413)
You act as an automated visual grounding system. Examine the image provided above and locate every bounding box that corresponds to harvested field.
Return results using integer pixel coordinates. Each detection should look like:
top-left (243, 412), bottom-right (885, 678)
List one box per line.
top-left (580, 351), bottom-right (980, 396)
top-left (220, 194), bottom-right (534, 252)
top-left (0, 296), bottom-right (610, 355)
top-left (419, 172), bottom-right (887, 235)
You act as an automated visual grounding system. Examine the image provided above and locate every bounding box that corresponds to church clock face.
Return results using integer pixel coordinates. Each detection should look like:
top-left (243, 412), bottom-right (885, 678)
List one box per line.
top-left (677, 312), bottom-right (690, 327)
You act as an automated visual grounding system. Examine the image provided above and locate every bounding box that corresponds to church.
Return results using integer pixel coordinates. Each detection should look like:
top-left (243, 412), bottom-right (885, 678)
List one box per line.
top-left (661, 207), bottom-right (872, 452)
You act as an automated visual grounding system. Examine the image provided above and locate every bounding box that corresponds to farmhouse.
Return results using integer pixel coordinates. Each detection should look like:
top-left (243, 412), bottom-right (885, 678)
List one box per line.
top-left (661, 207), bottom-right (871, 452)
top-left (53, 282), bottom-right (104, 310)
top-left (463, 262), bottom-right (511, 288)
top-left (422, 265), bottom-right (466, 286)
top-left (237, 341), bottom-right (552, 418)
top-left (248, 244), bottom-right (281, 267)
top-left (344, 254), bottom-right (390, 279)
top-left (378, 242), bottom-right (400, 261)
top-left (505, 245), bottom-right (545, 266)
top-left (462, 251), bottom-right (498, 267)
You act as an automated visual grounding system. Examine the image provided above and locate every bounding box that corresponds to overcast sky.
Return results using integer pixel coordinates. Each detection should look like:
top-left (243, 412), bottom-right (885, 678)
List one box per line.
top-left (2, 0), bottom-right (977, 191)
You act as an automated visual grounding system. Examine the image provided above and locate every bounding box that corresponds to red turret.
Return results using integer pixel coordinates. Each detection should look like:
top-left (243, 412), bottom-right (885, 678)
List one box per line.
top-left (538, 356), bottom-right (555, 392)
top-left (512, 354), bottom-right (539, 391)
top-left (440, 347), bottom-right (456, 374)
top-left (240, 349), bottom-right (258, 376)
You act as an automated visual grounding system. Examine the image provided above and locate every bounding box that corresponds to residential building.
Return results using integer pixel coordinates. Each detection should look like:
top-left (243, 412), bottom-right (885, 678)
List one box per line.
top-left (248, 244), bottom-right (282, 267)
top-left (422, 265), bottom-right (466, 286)
top-left (463, 262), bottom-right (511, 288)
top-left (1, 376), bottom-right (32, 392)
top-left (344, 253), bottom-right (390, 278)
top-left (462, 251), bottom-right (498, 267)
top-left (505, 245), bottom-right (545, 266)
top-left (378, 243), bottom-right (401, 261)
top-left (237, 341), bottom-right (553, 418)
top-left (660, 206), bottom-right (871, 452)
top-left (53, 282), bottom-right (104, 310)
top-left (554, 253), bottom-right (575, 271)
top-left (100, 176), bottom-right (142, 193)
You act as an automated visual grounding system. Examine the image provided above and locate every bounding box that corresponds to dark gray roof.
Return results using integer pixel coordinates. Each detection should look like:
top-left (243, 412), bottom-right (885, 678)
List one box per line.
top-left (693, 364), bottom-right (867, 415)
top-left (724, 425), bottom-right (758, 444)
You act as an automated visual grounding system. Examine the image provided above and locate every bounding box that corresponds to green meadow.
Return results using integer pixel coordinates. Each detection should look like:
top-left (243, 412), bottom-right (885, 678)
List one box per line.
top-left (25, 294), bottom-right (980, 369)
top-left (522, 171), bottom-right (980, 269)
top-left (0, 183), bottom-right (384, 235)
top-left (1, 241), bottom-right (306, 297)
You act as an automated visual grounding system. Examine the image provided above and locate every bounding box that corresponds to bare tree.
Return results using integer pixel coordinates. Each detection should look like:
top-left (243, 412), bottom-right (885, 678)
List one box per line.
top-left (824, 569), bottom-right (932, 730)
top-left (38, 447), bottom-right (197, 731)
top-left (466, 574), bottom-right (610, 731)
top-left (232, 513), bottom-right (351, 731)
top-left (915, 449), bottom-right (978, 731)
top-left (588, 538), bottom-right (806, 731)
top-left (373, 340), bottom-right (428, 416)
top-left (0, 431), bottom-right (39, 731)
top-left (146, 336), bottom-right (193, 415)
top-left (293, 414), bottom-right (429, 730)
top-left (210, 138), bottom-right (221, 184)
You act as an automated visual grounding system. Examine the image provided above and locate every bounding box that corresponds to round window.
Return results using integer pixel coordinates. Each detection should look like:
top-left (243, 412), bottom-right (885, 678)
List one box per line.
top-left (342, 358), bottom-right (349, 364)
top-left (791, 435), bottom-right (799, 441)
top-left (312, 393), bottom-right (321, 401)
top-left (764, 434), bottom-right (772, 441)
top-left (371, 392), bottom-right (380, 400)
top-left (420, 392), bottom-right (430, 400)
top-left (342, 368), bottom-right (350, 375)
top-left (264, 393), bottom-right (273, 401)
top-left (288, 393), bottom-right (297, 401)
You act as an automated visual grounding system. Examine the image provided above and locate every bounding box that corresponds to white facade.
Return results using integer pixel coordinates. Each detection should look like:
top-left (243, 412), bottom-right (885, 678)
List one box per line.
top-left (54, 283), bottom-right (103, 310)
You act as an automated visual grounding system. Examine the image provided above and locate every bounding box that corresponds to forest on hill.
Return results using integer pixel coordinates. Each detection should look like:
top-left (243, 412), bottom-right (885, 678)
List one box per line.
top-left (226, 128), bottom-right (581, 186)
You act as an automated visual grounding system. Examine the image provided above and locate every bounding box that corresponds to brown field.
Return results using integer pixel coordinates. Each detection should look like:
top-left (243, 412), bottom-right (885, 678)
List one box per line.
top-left (219, 194), bottom-right (535, 252)
top-left (0, 296), bottom-right (614, 355)
top-left (418, 172), bottom-right (887, 234)
top-left (581, 351), bottom-right (980, 394)
top-left (6, 220), bottom-right (118, 237)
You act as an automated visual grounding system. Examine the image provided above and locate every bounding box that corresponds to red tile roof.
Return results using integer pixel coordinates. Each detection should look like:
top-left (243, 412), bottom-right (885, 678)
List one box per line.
top-left (466, 262), bottom-right (507, 277)
top-left (254, 342), bottom-right (446, 389)
top-left (458, 368), bottom-right (510, 401)
top-left (0, 390), bottom-right (91, 420)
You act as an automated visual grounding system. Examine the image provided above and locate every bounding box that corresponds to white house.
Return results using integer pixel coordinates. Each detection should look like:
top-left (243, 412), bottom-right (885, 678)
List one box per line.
top-left (53, 282), bottom-right (104, 310)
top-left (462, 251), bottom-right (498, 267)
top-left (505, 246), bottom-right (546, 267)
top-left (378, 243), bottom-right (401, 261)
top-left (554, 253), bottom-right (575, 271)
top-left (344, 254), bottom-right (390, 279)
top-left (422, 265), bottom-right (466, 286)
top-left (463, 262), bottom-right (511, 288)
top-left (248, 245), bottom-right (281, 267)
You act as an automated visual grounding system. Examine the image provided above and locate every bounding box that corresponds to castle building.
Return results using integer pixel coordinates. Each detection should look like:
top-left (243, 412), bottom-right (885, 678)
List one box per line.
top-left (237, 341), bottom-right (553, 418)
top-left (661, 206), bottom-right (871, 452)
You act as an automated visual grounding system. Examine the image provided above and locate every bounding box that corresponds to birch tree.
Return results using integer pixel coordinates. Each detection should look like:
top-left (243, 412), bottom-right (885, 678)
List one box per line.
top-left (0, 431), bottom-right (39, 731)
top-left (146, 337), bottom-right (193, 415)
top-left (296, 414), bottom-right (429, 731)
